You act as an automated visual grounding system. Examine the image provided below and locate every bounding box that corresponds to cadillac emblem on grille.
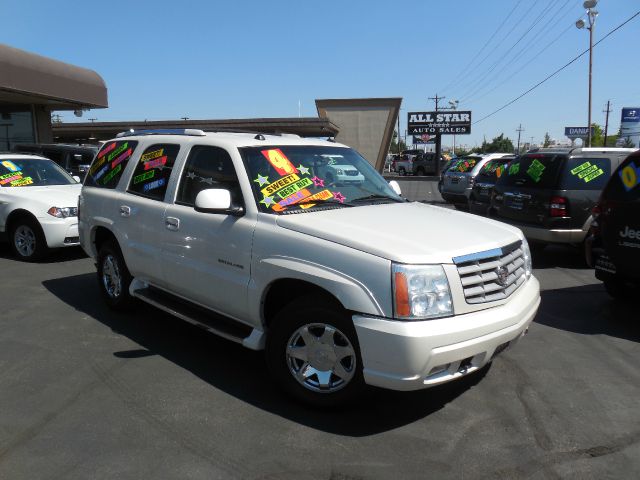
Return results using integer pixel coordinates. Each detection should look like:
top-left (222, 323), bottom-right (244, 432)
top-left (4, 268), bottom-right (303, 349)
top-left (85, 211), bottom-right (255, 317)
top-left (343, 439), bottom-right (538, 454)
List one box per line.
top-left (496, 266), bottom-right (509, 286)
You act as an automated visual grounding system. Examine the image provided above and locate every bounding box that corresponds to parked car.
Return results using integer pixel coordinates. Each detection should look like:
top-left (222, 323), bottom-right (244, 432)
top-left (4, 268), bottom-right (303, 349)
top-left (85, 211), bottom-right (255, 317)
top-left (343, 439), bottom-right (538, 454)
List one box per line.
top-left (79, 129), bottom-right (540, 407)
top-left (585, 150), bottom-right (640, 298)
top-left (0, 153), bottom-right (81, 261)
top-left (412, 153), bottom-right (446, 176)
top-left (437, 157), bottom-right (460, 193)
top-left (394, 154), bottom-right (413, 176)
top-left (469, 155), bottom-right (517, 215)
top-left (12, 143), bottom-right (98, 178)
top-left (317, 155), bottom-right (365, 185)
top-left (490, 147), bottom-right (636, 252)
top-left (441, 153), bottom-right (511, 209)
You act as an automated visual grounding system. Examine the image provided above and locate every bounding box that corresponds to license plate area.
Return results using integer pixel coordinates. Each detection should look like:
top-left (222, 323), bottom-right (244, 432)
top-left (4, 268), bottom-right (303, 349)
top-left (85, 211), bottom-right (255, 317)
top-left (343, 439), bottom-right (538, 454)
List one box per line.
top-left (505, 196), bottom-right (524, 210)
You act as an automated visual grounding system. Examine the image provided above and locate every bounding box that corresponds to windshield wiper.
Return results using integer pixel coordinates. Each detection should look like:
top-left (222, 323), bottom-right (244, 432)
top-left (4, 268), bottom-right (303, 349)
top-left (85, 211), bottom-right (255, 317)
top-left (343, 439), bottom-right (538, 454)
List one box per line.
top-left (283, 199), bottom-right (355, 211)
top-left (352, 194), bottom-right (406, 203)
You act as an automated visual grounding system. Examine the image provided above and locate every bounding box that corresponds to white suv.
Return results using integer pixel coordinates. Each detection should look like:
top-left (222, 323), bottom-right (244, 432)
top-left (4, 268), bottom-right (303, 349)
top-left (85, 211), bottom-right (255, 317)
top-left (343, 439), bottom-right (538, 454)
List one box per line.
top-left (79, 130), bottom-right (540, 406)
top-left (0, 153), bottom-right (82, 261)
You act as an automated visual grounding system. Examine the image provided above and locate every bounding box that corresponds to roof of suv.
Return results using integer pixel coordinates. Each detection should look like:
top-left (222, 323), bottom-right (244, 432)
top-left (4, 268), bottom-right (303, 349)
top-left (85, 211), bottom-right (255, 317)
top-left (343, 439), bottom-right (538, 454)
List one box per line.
top-left (111, 129), bottom-right (348, 149)
top-left (527, 147), bottom-right (637, 155)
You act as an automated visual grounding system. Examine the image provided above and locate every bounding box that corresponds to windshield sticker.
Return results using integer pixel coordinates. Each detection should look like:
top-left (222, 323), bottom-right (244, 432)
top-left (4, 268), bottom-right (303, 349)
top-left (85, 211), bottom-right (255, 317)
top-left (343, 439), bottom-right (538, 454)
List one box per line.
top-left (102, 164), bottom-right (122, 185)
top-left (275, 177), bottom-right (313, 199)
top-left (133, 170), bottom-right (155, 184)
top-left (619, 161), bottom-right (640, 191)
top-left (112, 148), bottom-right (133, 169)
top-left (570, 161), bottom-right (604, 183)
top-left (527, 159), bottom-right (545, 182)
top-left (1, 171), bottom-right (33, 187)
top-left (509, 163), bottom-right (520, 175)
top-left (496, 165), bottom-right (505, 178)
top-left (1, 161), bottom-right (20, 172)
top-left (0, 172), bottom-right (22, 184)
top-left (333, 192), bottom-right (346, 203)
top-left (97, 142), bottom-right (116, 159)
top-left (261, 173), bottom-right (300, 196)
top-left (261, 149), bottom-right (298, 176)
top-left (143, 156), bottom-right (167, 170)
top-left (298, 165), bottom-right (310, 175)
top-left (143, 178), bottom-right (165, 192)
top-left (311, 176), bottom-right (325, 187)
top-left (140, 148), bottom-right (164, 162)
top-left (91, 142), bottom-right (130, 175)
top-left (9, 177), bottom-right (33, 187)
top-left (253, 174), bottom-right (269, 186)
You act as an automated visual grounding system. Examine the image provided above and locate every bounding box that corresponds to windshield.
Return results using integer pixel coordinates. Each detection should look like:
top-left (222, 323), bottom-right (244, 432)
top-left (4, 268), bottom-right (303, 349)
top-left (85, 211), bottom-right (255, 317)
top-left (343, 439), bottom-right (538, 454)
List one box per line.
top-left (240, 146), bottom-right (403, 213)
top-left (477, 158), bottom-right (512, 180)
top-left (496, 154), bottom-right (564, 188)
top-left (0, 158), bottom-right (76, 187)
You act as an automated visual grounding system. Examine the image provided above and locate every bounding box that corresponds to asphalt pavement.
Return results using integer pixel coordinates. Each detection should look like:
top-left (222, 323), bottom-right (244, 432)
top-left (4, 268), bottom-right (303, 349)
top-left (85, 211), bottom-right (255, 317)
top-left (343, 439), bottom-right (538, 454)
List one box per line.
top-left (0, 237), bottom-right (639, 479)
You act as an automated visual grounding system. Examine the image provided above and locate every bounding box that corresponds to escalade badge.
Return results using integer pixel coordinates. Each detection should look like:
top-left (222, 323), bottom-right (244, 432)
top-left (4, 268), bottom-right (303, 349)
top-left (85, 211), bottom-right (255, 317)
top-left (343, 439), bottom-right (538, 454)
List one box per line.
top-left (496, 266), bottom-right (509, 287)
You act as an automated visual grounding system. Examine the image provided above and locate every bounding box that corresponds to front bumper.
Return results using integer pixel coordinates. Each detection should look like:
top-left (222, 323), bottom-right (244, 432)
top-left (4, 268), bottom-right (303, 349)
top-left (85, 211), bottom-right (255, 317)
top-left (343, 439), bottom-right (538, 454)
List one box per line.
top-left (38, 216), bottom-right (79, 248)
top-left (352, 276), bottom-right (540, 391)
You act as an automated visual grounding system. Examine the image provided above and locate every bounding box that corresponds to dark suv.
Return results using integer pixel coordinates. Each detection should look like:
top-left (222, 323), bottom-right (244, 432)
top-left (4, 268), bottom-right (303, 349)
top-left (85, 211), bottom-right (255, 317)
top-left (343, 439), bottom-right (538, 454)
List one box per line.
top-left (586, 150), bottom-right (640, 298)
top-left (490, 148), bottom-right (636, 250)
top-left (469, 155), bottom-right (516, 215)
top-left (412, 153), bottom-right (445, 176)
top-left (12, 143), bottom-right (98, 178)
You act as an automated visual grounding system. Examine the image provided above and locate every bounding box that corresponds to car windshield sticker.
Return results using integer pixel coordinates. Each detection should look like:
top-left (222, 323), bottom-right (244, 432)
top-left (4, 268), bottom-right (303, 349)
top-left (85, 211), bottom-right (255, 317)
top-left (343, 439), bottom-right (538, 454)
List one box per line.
top-left (1, 160), bottom-right (20, 172)
top-left (90, 142), bottom-right (133, 182)
top-left (456, 159), bottom-right (476, 172)
top-left (298, 165), bottom-right (310, 175)
top-left (261, 149), bottom-right (298, 176)
top-left (527, 159), bottom-right (545, 182)
top-left (509, 163), bottom-right (520, 175)
top-left (143, 178), bottom-right (165, 192)
top-left (311, 176), bottom-right (324, 187)
top-left (275, 177), bottom-right (313, 199)
top-left (619, 161), bottom-right (640, 191)
top-left (97, 142), bottom-right (116, 159)
top-left (140, 148), bottom-right (164, 162)
top-left (495, 165), bottom-right (505, 178)
top-left (133, 170), bottom-right (155, 184)
top-left (261, 173), bottom-right (300, 196)
top-left (143, 156), bottom-right (167, 170)
top-left (0, 171), bottom-right (32, 187)
top-left (102, 164), bottom-right (123, 184)
top-left (253, 174), bottom-right (269, 186)
top-left (333, 192), bottom-right (346, 203)
top-left (570, 161), bottom-right (604, 183)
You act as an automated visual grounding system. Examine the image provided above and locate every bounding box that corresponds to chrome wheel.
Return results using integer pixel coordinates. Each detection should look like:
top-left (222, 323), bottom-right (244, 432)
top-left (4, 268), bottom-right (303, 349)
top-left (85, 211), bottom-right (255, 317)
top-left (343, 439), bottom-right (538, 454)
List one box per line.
top-left (286, 323), bottom-right (356, 393)
top-left (14, 225), bottom-right (36, 257)
top-left (102, 254), bottom-right (122, 299)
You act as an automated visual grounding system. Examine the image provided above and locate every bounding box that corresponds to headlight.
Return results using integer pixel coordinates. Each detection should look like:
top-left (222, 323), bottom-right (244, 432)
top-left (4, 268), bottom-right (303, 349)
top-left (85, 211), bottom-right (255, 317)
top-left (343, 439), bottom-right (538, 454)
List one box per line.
top-left (392, 264), bottom-right (453, 320)
top-left (47, 206), bottom-right (78, 218)
top-left (522, 238), bottom-right (532, 279)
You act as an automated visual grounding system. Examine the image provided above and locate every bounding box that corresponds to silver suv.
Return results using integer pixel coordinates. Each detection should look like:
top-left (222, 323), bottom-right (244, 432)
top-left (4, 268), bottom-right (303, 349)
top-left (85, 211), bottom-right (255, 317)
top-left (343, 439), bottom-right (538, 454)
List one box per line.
top-left (79, 129), bottom-right (540, 406)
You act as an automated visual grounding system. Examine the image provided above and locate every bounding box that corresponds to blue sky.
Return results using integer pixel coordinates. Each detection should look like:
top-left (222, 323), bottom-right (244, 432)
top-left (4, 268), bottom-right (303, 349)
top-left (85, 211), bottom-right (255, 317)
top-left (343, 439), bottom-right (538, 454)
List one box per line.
top-left (3, 0), bottom-right (638, 147)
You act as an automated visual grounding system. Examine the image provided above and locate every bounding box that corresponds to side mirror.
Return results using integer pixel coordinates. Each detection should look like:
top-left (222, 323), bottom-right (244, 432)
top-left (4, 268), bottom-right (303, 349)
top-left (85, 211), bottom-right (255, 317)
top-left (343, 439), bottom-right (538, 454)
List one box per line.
top-left (73, 175), bottom-right (81, 183)
top-left (389, 180), bottom-right (402, 196)
top-left (194, 189), bottom-right (244, 216)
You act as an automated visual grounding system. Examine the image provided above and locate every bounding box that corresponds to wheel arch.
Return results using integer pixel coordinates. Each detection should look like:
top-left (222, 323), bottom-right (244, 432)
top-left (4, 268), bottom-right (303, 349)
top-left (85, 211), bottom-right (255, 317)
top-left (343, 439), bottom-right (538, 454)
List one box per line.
top-left (6, 208), bottom-right (40, 232)
top-left (92, 225), bottom-right (118, 257)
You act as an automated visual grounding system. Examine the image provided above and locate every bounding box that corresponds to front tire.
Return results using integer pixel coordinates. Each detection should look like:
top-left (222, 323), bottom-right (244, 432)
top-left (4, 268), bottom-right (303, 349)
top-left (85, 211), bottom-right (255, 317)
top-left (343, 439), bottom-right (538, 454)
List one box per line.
top-left (266, 295), bottom-right (365, 407)
top-left (97, 240), bottom-right (134, 310)
top-left (9, 218), bottom-right (48, 261)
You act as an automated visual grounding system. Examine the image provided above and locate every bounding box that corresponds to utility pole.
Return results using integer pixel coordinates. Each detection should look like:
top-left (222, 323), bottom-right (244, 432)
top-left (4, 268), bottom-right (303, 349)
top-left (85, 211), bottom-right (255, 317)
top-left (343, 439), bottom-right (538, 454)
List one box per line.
top-left (516, 124), bottom-right (525, 155)
top-left (397, 112), bottom-right (401, 155)
top-left (428, 94), bottom-right (445, 175)
top-left (530, 136), bottom-right (535, 148)
top-left (603, 100), bottom-right (612, 146)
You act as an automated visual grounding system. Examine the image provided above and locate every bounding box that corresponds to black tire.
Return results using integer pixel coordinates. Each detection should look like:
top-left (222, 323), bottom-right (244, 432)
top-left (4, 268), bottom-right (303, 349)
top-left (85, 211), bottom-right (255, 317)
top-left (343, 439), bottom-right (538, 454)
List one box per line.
top-left (9, 217), bottom-right (49, 262)
top-left (603, 278), bottom-right (630, 300)
top-left (266, 295), bottom-right (365, 408)
top-left (97, 239), bottom-right (135, 311)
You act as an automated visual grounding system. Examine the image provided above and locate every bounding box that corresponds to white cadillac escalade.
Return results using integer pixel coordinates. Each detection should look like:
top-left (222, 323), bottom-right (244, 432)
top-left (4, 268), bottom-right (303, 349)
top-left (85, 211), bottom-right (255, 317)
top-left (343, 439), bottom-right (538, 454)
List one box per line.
top-left (79, 129), bottom-right (540, 407)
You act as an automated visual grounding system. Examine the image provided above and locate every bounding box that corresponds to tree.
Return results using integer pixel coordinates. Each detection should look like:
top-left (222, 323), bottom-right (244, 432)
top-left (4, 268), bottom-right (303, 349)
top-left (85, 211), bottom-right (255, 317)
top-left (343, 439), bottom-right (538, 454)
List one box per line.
top-left (543, 132), bottom-right (551, 148)
top-left (589, 123), bottom-right (604, 147)
top-left (389, 130), bottom-right (407, 154)
top-left (482, 133), bottom-right (514, 153)
top-left (622, 137), bottom-right (635, 148)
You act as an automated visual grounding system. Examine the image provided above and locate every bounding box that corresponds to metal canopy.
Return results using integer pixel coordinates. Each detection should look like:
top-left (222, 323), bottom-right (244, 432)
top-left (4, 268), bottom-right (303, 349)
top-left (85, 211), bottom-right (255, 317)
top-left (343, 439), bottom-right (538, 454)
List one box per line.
top-left (0, 44), bottom-right (108, 109)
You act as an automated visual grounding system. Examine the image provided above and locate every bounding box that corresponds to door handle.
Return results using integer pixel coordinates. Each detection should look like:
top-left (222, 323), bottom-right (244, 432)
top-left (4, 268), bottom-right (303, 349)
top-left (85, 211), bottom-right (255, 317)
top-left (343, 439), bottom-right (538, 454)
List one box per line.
top-left (165, 217), bottom-right (180, 231)
top-left (120, 205), bottom-right (131, 217)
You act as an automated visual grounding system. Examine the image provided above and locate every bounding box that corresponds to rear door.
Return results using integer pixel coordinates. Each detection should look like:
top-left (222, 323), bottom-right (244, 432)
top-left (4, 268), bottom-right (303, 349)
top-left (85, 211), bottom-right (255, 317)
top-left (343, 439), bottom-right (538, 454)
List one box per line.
top-left (600, 156), bottom-right (640, 279)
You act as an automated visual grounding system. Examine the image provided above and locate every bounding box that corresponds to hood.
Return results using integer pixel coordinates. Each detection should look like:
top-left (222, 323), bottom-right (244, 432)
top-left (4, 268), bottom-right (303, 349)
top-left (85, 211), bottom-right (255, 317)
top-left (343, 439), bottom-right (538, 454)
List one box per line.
top-left (275, 202), bottom-right (523, 264)
top-left (0, 184), bottom-right (82, 207)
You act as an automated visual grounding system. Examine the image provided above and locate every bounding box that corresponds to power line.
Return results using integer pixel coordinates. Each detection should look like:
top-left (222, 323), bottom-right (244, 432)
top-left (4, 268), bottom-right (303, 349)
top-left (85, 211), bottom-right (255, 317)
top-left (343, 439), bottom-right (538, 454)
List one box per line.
top-left (473, 10), bottom-right (640, 126)
top-left (440, 0), bottom-right (525, 94)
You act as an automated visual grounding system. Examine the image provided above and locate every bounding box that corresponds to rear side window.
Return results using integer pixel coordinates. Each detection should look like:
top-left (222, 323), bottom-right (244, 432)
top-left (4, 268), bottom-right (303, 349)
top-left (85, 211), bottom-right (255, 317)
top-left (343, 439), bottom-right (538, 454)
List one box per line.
top-left (451, 156), bottom-right (481, 173)
top-left (176, 145), bottom-right (242, 206)
top-left (559, 157), bottom-right (611, 190)
top-left (127, 144), bottom-right (180, 201)
top-left (497, 154), bottom-right (564, 188)
top-left (86, 140), bottom-right (138, 188)
top-left (603, 156), bottom-right (640, 202)
top-left (477, 159), bottom-right (510, 180)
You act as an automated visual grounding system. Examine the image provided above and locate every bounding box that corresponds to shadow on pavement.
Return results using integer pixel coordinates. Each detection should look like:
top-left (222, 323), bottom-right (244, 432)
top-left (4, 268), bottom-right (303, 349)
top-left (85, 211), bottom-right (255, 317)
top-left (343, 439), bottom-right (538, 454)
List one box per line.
top-left (535, 283), bottom-right (639, 342)
top-left (43, 273), bottom-right (487, 436)
top-left (532, 244), bottom-right (590, 270)
top-left (0, 243), bottom-right (87, 263)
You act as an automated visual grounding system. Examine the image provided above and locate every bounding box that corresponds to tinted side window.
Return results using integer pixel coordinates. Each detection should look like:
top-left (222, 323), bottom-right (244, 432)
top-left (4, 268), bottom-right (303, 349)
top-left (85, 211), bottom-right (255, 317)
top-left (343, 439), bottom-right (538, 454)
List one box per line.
top-left (603, 156), bottom-right (640, 202)
top-left (559, 157), bottom-right (611, 190)
top-left (127, 144), bottom-right (180, 201)
top-left (177, 146), bottom-right (242, 206)
top-left (497, 154), bottom-right (564, 188)
top-left (86, 140), bottom-right (138, 188)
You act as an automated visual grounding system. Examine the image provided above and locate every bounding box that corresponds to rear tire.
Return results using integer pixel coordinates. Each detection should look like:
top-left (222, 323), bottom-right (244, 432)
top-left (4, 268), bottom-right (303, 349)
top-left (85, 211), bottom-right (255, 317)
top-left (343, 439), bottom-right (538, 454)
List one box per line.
top-left (9, 217), bottom-right (49, 262)
top-left (97, 239), bottom-right (135, 311)
top-left (266, 295), bottom-right (365, 408)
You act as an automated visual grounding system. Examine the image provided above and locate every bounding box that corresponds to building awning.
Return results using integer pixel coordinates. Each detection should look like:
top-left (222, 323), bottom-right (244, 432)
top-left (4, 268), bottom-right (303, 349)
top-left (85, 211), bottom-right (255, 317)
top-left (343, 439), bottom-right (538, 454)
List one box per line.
top-left (52, 117), bottom-right (339, 142)
top-left (0, 44), bottom-right (107, 110)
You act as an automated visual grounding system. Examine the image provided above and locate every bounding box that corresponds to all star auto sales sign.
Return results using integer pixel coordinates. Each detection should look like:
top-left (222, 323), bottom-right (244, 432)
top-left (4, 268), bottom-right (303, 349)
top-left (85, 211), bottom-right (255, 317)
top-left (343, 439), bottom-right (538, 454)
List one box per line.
top-left (408, 111), bottom-right (472, 135)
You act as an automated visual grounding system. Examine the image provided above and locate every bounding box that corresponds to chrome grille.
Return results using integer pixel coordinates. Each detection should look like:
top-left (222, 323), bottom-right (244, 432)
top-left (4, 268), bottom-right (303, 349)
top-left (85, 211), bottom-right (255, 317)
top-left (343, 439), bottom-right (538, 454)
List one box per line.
top-left (453, 241), bottom-right (526, 304)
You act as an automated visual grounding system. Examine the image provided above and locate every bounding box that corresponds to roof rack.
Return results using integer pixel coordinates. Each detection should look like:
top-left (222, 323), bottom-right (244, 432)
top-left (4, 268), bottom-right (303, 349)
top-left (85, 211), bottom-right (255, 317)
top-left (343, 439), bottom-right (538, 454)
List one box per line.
top-left (116, 128), bottom-right (206, 138)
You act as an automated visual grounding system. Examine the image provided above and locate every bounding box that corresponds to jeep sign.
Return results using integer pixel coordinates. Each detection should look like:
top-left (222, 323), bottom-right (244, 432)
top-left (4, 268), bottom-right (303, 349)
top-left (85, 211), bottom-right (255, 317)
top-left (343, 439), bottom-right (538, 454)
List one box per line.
top-left (408, 111), bottom-right (472, 135)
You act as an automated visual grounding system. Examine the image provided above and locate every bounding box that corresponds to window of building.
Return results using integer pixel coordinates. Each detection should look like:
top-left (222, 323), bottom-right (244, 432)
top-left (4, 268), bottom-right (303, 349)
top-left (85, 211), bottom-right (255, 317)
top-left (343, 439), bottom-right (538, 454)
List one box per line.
top-left (0, 109), bottom-right (35, 150)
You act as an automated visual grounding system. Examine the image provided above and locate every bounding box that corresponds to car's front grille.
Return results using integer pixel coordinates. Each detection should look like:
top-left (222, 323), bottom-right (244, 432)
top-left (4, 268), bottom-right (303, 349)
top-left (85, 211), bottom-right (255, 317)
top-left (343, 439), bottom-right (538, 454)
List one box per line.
top-left (344, 170), bottom-right (359, 176)
top-left (453, 241), bottom-right (526, 304)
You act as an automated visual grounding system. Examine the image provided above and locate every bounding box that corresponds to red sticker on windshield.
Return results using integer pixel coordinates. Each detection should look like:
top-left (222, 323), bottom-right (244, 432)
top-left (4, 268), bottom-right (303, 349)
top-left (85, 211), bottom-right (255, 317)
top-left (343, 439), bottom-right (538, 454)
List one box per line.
top-left (261, 149), bottom-right (298, 176)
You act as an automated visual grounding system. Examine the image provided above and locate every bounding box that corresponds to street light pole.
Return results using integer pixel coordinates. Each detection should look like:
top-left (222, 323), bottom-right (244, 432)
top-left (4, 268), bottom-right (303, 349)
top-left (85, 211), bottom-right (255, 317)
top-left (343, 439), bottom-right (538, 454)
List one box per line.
top-left (577, 1), bottom-right (598, 147)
